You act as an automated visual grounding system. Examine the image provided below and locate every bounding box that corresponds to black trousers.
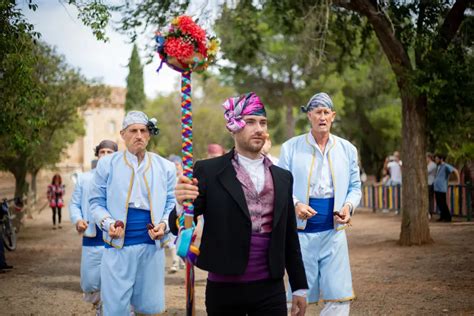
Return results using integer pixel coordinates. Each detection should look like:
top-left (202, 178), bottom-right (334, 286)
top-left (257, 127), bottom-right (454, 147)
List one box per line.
top-left (205, 278), bottom-right (287, 316)
top-left (51, 207), bottom-right (62, 225)
top-left (435, 191), bottom-right (452, 221)
top-left (428, 185), bottom-right (435, 215)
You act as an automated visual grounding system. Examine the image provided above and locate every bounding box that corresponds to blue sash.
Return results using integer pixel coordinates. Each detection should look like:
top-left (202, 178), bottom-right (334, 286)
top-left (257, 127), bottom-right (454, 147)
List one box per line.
top-left (105, 207), bottom-right (154, 248)
top-left (302, 198), bottom-right (335, 233)
top-left (82, 225), bottom-right (104, 247)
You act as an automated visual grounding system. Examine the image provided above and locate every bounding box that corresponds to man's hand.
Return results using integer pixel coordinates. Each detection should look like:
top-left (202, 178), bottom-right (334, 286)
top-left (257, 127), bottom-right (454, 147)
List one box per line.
top-left (75, 220), bottom-right (88, 233)
top-left (291, 295), bottom-right (307, 316)
top-left (148, 222), bottom-right (166, 240)
top-left (108, 222), bottom-right (124, 239)
top-left (295, 202), bottom-right (317, 220)
top-left (175, 176), bottom-right (199, 205)
top-left (335, 204), bottom-right (351, 224)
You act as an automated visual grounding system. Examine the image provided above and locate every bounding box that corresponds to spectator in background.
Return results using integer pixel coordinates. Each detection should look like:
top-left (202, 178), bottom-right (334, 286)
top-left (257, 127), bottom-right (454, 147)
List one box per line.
top-left (261, 137), bottom-right (279, 165)
top-left (359, 154), bottom-right (367, 184)
top-left (380, 157), bottom-right (390, 185)
top-left (434, 153), bottom-right (460, 222)
top-left (386, 155), bottom-right (402, 186)
top-left (426, 153), bottom-right (437, 219)
top-left (393, 151), bottom-right (402, 166)
top-left (47, 174), bottom-right (65, 230)
top-left (207, 143), bottom-right (226, 158)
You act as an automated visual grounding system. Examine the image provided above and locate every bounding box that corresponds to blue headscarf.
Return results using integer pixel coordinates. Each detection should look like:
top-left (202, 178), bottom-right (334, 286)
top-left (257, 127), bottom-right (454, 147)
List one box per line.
top-left (301, 92), bottom-right (334, 113)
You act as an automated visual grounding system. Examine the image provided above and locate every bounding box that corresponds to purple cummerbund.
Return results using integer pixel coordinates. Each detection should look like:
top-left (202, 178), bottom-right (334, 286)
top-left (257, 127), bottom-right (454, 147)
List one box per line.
top-left (208, 232), bottom-right (271, 283)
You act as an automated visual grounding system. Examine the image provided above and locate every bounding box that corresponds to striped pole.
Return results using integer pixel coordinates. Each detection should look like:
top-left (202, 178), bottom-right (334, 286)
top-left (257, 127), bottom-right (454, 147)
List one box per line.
top-left (181, 70), bottom-right (195, 316)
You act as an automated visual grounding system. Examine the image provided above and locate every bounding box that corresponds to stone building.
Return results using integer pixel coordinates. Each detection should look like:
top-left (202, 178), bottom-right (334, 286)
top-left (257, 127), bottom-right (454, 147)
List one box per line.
top-left (59, 87), bottom-right (126, 171)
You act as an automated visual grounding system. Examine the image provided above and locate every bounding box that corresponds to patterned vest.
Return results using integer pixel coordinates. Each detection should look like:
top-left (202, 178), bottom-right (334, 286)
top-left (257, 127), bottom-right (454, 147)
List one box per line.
top-left (208, 154), bottom-right (275, 283)
top-left (232, 154), bottom-right (275, 233)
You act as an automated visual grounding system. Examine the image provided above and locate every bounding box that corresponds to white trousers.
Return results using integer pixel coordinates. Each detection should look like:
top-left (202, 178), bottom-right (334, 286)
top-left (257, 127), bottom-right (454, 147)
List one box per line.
top-left (321, 301), bottom-right (350, 316)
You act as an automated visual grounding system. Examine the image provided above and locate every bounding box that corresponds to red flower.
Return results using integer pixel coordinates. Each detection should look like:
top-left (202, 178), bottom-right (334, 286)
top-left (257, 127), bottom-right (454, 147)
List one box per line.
top-left (177, 16), bottom-right (206, 43)
top-left (197, 41), bottom-right (208, 57)
top-left (164, 37), bottom-right (195, 59)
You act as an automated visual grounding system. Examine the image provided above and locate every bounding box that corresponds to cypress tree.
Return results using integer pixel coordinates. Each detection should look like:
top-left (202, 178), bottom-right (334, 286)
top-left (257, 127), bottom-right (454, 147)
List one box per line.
top-left (125, 44), bottom-right (145, 110)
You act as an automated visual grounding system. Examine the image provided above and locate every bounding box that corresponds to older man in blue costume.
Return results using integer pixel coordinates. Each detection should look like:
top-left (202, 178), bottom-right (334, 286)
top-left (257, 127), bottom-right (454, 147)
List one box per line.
top-left (70, 139), bottom-right (118, 315)
top-left (89, 111), bottom-right (176, 316)
top-left (278, 92), bottom-right (361, 316)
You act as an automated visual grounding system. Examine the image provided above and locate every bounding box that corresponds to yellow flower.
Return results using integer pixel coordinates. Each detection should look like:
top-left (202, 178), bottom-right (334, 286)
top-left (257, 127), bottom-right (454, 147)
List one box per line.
top-left (172, 17), bottom-right (179, 25)
top-left (207, 39), bottom-right (219, 56)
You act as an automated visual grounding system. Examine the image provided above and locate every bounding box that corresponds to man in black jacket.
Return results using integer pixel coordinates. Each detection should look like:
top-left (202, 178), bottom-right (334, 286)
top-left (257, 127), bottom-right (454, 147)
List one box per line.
top-left (170, 92), bottom-right (307, 316)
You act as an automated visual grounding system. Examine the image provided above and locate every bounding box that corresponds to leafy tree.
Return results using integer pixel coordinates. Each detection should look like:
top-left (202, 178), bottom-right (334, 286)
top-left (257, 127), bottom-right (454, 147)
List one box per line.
top-left (268, 0), bottom-right (472, 245)
top-left (426, 17), bottom-right (474, 165)
top-left (215, 2), bottom-right (325, 139)
top-left (1, 1), bottom-right (44, 197)
top-left (69, 0), bottom-right (473, 245)
top-left (0, 2), bottom-right (103, 197)
top-left (338, 47), bottom-right (402, 177)
top-left (125, 44), bottom-right (146, 111)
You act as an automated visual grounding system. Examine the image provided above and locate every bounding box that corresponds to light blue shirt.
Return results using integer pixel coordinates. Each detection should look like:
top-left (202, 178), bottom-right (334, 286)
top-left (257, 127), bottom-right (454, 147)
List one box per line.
top-left (433, 163), bottom-right (454, 193)
top-left (278, 133), bottom-right (361, 230)
top-left (89, 150), bottom-right (176, 248)
top-left (69, 170), bottom-right (98, 237)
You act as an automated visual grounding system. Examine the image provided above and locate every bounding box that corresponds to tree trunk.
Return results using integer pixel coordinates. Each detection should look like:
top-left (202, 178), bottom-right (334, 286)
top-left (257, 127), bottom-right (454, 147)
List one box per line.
top-left (285, 102), bottom-right (295, 139)
top-left (13, 166), bottom-right (28, 199)
top-left (30, 169), bottom-right (39, 205)
top-left (398, 91), bottom-right (432, 245)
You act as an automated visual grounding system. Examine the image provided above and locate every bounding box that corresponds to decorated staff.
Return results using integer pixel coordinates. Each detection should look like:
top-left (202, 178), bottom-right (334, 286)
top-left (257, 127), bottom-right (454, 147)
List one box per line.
top-left (155, 16), bottom-right (218, 316)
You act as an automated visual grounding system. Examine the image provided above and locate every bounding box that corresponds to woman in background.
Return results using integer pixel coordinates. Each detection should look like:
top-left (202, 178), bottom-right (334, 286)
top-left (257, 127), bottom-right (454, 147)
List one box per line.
top-left (47, 174), bottom-right (65, 229)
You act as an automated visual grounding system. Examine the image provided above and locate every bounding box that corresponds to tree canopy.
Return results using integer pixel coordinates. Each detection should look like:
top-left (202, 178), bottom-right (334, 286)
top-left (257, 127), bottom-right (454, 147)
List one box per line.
top-left (0, 1), bottom-right (105, 197)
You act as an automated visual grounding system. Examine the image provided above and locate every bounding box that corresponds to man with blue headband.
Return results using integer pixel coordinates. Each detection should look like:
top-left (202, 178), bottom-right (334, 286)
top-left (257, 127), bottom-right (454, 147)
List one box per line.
top-left (278, 92), bottom-right (361, 315)
top-left (89, 111), bottom-right (176, 315)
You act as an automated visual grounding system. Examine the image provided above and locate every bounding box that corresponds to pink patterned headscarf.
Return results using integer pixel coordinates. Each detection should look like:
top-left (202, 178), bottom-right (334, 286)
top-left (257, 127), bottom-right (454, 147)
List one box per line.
top-left (222, 92), bottom-right (266, 132)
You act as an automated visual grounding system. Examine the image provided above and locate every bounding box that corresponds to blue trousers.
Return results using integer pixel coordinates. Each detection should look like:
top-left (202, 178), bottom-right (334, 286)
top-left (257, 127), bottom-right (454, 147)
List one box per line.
top-left (100, 244), bottom-right (165, 315)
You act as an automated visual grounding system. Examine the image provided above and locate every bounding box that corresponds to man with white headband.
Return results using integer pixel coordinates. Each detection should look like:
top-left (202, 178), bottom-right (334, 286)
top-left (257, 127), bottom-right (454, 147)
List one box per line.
top-left (89, 111), bottom-right (176, 315)
top-left (70, 139), bottom-right (118, 315)
top-left (278, 92), bottom-right (361, 315)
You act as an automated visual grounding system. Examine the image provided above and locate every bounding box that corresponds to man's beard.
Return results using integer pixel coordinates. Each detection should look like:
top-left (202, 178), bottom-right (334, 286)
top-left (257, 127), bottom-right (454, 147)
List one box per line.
top-left (239, 138), bottom-right (264, 154)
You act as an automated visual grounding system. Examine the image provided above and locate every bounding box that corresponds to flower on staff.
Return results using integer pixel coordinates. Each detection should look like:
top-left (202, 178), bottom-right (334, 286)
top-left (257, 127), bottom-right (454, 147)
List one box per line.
top-left (155, 15), bottom-right (219, 73)
top-left (177, 16), bottom-right (206, 43)
top-left (171, 17), bottom-right (180, 26)
top-left (164, 37), bottom-right (194, 59)
top-left (207, 38), bottom-right (219, 56)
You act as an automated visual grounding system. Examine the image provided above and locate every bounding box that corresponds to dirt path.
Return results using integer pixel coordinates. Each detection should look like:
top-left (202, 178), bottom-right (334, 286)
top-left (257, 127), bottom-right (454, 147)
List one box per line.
top-left (1, 188), bottom-right (473, 315)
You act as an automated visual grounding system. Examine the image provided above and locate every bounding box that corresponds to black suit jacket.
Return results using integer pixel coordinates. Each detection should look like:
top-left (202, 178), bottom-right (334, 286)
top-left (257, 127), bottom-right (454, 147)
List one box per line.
top-left (170, 150), bottom-right (307, 291)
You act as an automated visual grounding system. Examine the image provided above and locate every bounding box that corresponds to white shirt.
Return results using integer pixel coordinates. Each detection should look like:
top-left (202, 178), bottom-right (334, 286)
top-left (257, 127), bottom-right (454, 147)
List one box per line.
top-left (427, 161), bottom-right (437, 185)
top-left (126, 150), bottom-right (150, 210)
top-left (237, 154), bottom-right (265, 193)
top-left (387, 160), bottom-right (402, 184)
top-left (307, 132), bottom-right (335, 198)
